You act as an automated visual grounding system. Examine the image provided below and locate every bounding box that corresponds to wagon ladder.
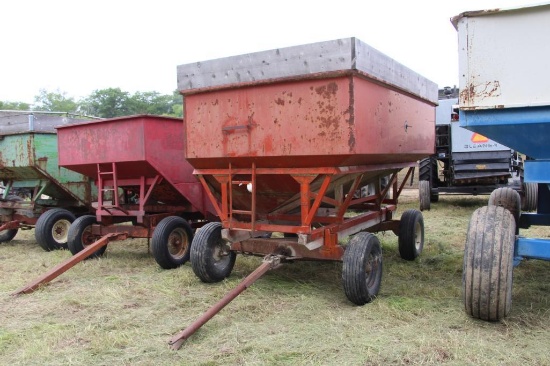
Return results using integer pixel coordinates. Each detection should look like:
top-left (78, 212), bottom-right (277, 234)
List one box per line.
top-left (229, 162), bottom-right (257, 231)
top-left (97, 162), bottom-right (122, 212)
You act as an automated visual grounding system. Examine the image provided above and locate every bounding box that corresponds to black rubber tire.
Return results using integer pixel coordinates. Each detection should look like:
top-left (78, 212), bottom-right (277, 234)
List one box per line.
top-left (419, 157), bottom-right (433, 182)
top-left (419, 180), bottom-right (431, 211)
top-left (398, 209), bottom-right (424, 261)
top-left (488, 187), bottom-right (521, 226)
top-left (522, 182), bottom-right (538, 212)
top-left (35, 208), bottom-right (76, 251)
top-left (151, 216), bottom-right (193, 269)
top-left (342, 232), bottom-right (383, 305)
top-left (430, 190), bottom-right (439, 203)
top-left (463, 205), bottom-right (515, 321)
top-left (67, 215), bottom-right (107, 259)
top-left (0, 228), bottom-right (18, 243)
top-left (191, 222), bottom-right (236, 283)
top-left (0, 196), bottom-right (21, 243)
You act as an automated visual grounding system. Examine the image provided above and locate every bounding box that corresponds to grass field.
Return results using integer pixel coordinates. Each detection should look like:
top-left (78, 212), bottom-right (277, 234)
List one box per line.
top-left (1, 192), bottom-right (549, 365)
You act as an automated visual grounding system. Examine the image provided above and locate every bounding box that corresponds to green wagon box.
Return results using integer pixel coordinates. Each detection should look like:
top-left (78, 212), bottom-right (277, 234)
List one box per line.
top-left (0, 111), bottom-right (96, 250)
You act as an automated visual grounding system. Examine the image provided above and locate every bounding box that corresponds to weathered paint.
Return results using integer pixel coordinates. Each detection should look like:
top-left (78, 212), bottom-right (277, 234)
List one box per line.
top-left (184, 75), bottom-right (435, 169)
top-left (455, 4), bottom-right (550, 289)
top-left (454, 3), bottom-right (550, 110)
top-left (177, 37), bottom-right (438, 105)
top-left (56, 115), bottom-right (216, 217)
top-left (180, 38), bottom-right (436, 218)
top-left (178, 39), bottom-right (435, 255)
top-left (0, 133), bottom-right (96, 206)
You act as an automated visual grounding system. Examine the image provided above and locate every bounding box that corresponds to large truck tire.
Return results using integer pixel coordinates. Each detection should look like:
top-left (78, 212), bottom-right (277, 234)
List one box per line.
top-left (488, 187), bottom-right (521, 228)
top-left (463, 206), bottom-right (515, 321)
top-left (419, 180), bottom-right (431, 211)
top-left (35, 208), bottom-right (75, 251)
top-left (522, 182), bottom-right (537, 212)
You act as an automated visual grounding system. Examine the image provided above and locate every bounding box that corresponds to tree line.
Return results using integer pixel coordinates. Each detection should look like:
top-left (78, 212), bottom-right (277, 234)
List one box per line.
top-left (0, 88), bottom-right (183, 118)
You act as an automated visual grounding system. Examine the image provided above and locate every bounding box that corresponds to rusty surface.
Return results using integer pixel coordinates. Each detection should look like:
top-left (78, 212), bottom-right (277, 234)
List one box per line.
top-left (58, 115), bottom-right (186, 180)
top-left (169, 255), bottom-right (282, 350)
top-left (0, 133), bottom-right (95, 206)
top-left (196, 162), bottom-right (403, 258)
top-left (57, 115), bottom-right (216, 218)
top-left (0, 220), bottom-right (21, 231)
top-left (196, 162), bottom-right (411, 217)
top-left (460, 80), bottom-right (502, 108)
top-left (12, 233), bottom-right (128, 295)
top-left (231, 237), bottom-right (344, 261)
top-left (184, 75), bottom-right (434, 169)
top-left (0, 198), bottom-right (41, 226)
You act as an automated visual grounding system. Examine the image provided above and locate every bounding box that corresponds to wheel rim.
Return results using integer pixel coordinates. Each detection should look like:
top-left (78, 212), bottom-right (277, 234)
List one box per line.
top-left (81, 226), bottom-right (96, 247)
top-left (414, 221), bottom-right (422, 251)
top-left (365, 251), bottom-right (380, 289)
top-left (168, 228), bottom-right (189, 259)
top-left (51, 219), bottom-right (71, 244)
top-left (212, 239), bottom-right (231, 268)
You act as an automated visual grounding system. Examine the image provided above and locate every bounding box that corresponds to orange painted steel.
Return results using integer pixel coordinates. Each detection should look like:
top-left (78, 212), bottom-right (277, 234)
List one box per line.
top-left (169, 255), bottom-right (282, 349)
top-left (195, 163), bottom-right (414, 239)
top-left (173, 42), bottom-right (435, 348)
top-left (183, 75), bottom-right (434, 170)
top-left (12, 233), bottom-right (127, 295)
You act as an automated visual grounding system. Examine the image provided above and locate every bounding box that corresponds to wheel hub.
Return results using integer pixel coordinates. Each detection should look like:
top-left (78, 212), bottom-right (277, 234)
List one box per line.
top-left (52, 219), bottom-right (71, 244)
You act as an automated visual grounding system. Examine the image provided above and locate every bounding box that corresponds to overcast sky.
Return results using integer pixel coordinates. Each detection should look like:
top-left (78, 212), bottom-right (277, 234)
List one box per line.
top-left (0, 0), bottom-right (529, 104)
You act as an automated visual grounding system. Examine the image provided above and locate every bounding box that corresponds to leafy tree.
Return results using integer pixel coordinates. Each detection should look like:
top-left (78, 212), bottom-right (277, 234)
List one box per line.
top-left (4, 87), bottom-right (184, 119)
top-left (80, 88), bottom-right (131, 118)
top-left (33, 89), bottom-right (77, 112)
top-left (128, 91), bottom-right (174, 115)
top-left (171, 90), bottom-right (183, 117)
top-left (0, 100), bottom-right (31, 110)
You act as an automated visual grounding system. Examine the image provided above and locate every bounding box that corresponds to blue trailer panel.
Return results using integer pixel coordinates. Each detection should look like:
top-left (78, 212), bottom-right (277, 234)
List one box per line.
top-left (454, 3), bottom-right (550, 321)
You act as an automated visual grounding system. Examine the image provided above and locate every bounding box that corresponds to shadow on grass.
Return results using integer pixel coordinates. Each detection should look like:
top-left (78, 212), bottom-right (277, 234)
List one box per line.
top-left (432, 195), bottom-right (488, 209)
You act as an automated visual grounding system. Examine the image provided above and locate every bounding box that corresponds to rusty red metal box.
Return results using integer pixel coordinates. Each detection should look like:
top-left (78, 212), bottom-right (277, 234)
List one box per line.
top-left (177, 37), bottom-right (437, 169)
top-left (57, 115), bottom-right (209, 214)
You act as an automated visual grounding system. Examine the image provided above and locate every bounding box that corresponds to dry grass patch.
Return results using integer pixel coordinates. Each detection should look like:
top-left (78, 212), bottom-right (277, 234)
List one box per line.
top-left (1, 191), bottom-right (550, 365)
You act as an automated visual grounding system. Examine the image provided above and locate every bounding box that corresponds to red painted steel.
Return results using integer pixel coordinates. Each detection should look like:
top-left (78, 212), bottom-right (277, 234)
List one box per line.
top-left (56, 115), bottom-right (215, 218)
top-left (12, 233), bottom-right (127, 295)
top-left (0, 220), bottom-right (22, 231)
top-left (183, 74), bottom-right (433, 217)
top-left (180, 71), bottom-right (434, 261)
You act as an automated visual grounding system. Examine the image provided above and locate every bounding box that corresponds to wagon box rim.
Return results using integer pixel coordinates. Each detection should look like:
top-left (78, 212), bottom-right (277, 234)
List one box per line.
top-left (55, 114), bottom-right (183, 130)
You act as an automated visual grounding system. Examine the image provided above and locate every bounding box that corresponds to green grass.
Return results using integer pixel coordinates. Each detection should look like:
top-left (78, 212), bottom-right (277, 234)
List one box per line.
top-left (1, 192), bottom-right (550, 365)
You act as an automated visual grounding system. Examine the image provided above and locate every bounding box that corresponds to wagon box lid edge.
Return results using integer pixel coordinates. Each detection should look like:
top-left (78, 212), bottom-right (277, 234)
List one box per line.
top-left (451, 2), bottom-right (550, 29)
top-left (177, 37), bottom-right (438, 105)
top-left (0, 110), bottom-right (92, 134)
top-left (55, 114), bottom-right (183, 130)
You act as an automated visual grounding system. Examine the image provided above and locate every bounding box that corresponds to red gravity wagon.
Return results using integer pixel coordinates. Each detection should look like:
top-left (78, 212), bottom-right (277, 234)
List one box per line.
top-left (56, 114), bottom-right (217, 268)
top-left (177, 37), bottom-right (437, 304)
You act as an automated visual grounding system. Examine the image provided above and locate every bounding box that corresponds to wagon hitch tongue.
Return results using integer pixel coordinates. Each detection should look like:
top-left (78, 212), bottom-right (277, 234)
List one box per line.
top-left (12, 232), bottom-right (127, 296)
top-left (169, 254), bottom-right (284, 350)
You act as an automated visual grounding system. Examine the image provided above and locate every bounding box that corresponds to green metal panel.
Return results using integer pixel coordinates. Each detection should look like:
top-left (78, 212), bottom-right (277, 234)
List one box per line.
top-left (0, 132), bottom-right (96, 207)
